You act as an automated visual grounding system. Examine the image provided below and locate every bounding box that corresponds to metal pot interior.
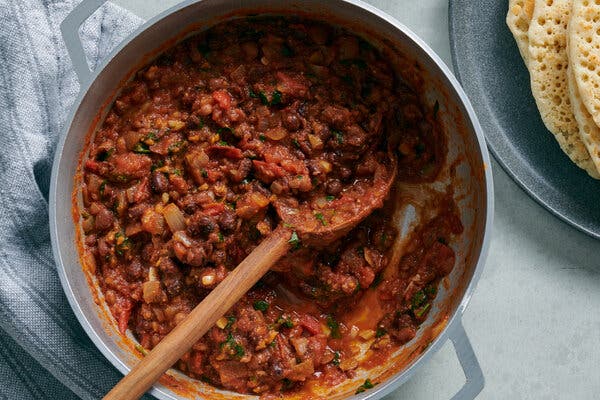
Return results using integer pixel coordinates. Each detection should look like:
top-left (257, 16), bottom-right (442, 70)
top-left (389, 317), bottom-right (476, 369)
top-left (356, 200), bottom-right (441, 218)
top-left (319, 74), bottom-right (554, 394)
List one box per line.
top-left (52, 1), bottom-right (491, 399)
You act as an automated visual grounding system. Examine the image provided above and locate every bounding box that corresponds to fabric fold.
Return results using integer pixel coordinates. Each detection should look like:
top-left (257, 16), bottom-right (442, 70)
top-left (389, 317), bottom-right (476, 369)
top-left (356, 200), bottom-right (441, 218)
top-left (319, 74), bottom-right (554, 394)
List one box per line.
top-left (0, 1), bottom-right (150, 398)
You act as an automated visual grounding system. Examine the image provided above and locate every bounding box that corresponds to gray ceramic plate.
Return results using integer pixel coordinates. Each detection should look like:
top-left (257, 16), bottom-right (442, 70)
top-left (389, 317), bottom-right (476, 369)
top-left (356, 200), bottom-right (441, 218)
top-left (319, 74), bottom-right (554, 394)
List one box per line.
top-left (449, 0), bottom-right (600, 239)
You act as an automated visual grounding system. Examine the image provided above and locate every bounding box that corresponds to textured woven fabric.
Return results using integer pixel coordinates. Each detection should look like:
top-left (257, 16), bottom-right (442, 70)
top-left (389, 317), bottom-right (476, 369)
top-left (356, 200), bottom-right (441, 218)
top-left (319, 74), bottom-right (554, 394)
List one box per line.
top-left (0, 1), bottom-right (146, 398)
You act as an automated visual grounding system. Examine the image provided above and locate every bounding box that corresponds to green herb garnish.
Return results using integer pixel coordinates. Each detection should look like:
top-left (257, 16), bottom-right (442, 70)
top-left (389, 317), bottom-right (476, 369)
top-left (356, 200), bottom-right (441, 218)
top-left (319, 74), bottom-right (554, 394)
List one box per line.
top-left (375, 327), bottom-right (387, 338)
top-left (325, 195), bottom-right (335, 201)
top-left (201, 169), bottom-right (208, 178)
top-left (333, 130), bottom-right (344, 144)
top-left (218, 140), bottom-right (229, 146)
top-left (168, 141), bottom-right (185, 154)
top-left (218, 232), bottom-right (224, 242)
top-left (96, 148), bottom-right (114, 161)
top-left (259, 91), bottom-right (269, 105)
top-left (414, 303), bottom-right (431, 318)
top-left (114, 232), bottom-right (131, 256)
top-left (225, 316), bottom-right (236, 330)
top-left (270, 90), bottom-right (282, 106)
top-left (332, 351), bottom-right (340, 366)
top-left (411, 290), bottom-right (427, 309)
top-left (292, 139), bottom-right (300, 148)
top-left (326, 315), bottom-right (341, 339)
top-left (221, 333), bottom-right (245, 359)
top-left (259, 134), bottom-right (266, 142)
top-left (355, 379), bottom-right (375, 394)
top-left (133, 142), bottom-right (151, 154)
top-left (253, 300), bottom-right (269, 312)
top-left (288, 231), bottom-right (301, 250)
top-left (277, 317), bottom-right (294, 328)
top-left (315, 212), bottom-right (327, 226)
top-left (99, 181), bottom-right (107, 198)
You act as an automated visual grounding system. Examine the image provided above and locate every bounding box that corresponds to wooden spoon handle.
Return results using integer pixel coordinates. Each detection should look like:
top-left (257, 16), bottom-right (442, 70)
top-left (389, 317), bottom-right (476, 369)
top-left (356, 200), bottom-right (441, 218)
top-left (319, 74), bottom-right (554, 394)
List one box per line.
top-left (103, 226), bottom-right (292, 400)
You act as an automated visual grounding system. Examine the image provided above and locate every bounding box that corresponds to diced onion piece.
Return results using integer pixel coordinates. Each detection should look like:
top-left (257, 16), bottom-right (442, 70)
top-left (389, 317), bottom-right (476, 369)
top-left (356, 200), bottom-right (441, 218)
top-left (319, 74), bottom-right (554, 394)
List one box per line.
top-left (359, 329), bottom-right (376, 340)
top-left (168, 119), bottom-right (186, 131)
top-left (216, 317), bottom-right (228, 329)
top-left (339, 358), bottom-right (359, 371)
top-left (318, 160), bottom-right (332, 173)
top-left (173, 230), bottom-right (193, 247)
top-left (201, 274), bottom-right (215, 286)
top-left (307, 134), bottom-right (323, 150)
top-left (148, 266), bottom-right (159, 281)
top-left (142, 280), bottom-right (162, 303)
top-left (264, 126), bottom-right (287, 141)
top-left (314, 197), bottom-right (328, 209)
top-left (162, 203), bottom-right (186, 232)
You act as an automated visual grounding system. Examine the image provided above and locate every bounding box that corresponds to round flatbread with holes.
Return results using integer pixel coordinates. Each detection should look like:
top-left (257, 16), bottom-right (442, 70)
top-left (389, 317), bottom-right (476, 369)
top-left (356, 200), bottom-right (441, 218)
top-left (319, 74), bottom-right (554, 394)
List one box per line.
top-left (527, 0), bottom-right (599, 177)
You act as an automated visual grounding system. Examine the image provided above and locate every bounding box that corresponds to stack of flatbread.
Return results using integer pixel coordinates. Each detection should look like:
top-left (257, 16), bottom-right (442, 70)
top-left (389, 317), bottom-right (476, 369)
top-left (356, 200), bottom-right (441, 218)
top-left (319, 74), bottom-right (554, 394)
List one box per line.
top-left (507, 0), bottom-right (600, 179)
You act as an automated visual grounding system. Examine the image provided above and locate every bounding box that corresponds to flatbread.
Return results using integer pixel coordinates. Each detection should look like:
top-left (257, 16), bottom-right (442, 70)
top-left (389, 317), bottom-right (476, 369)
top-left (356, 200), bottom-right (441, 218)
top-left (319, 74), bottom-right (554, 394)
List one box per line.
top-left (569, 0), bottom-right (600, 129)
top-left (567, 61), bottom-right (600, 175)
top-left (527, 0), bottom-right (599, 178)
top-left (506, 0), bottom-right (535, 63)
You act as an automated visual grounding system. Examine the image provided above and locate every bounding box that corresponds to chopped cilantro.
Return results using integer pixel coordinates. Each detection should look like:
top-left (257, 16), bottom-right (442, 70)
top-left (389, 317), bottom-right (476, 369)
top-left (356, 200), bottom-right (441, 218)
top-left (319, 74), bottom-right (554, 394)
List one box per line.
top-left (253, 300), bottom-right (269, 312)
top-left (259, 134), bottom-right (266, 142)
top-left (218, 232), bottom-right (224, 242)
top-left (249, 88), bottom-right (259, 98)
top-left (326, 315), bottom-right (341, 339)
top-left (277, 317), bottom-right (294, 328)
top-left (270, 90), bottom-right (282, 105)
top-left (171, 169), bottom-right (182, 176)
top-left (168, 141), bottom-right (185, 154)
top-left (151, 160), bottom-right (164, 172)
top-left (288, 231), bottom-right (300, 250)
top-left (326, 195), bottom-right (335, 201)
top-left (292, 139), bottom-right (300, 148)
top-left (221, 333), bottom-right (245, 359)
top-left (114, 232), bottom-right (131, 256)
top-left (356, 379), bottom-right (375, 394)
top-left (225, 316), bottom-right (236, 330)
top-left (424, 285), bottom-right (437, 296)
top-left (415, 303), bottom-right (431, 318)
top-left (314, 212), bottom-right (327, 226)
top-left (218, 140), bottom-right (229, 146)
top-left (99, 181), bottom-right (107, 198)
top-left (411, 290), bottom-right (427, 309)
top-left (96, 148), bottom-right (114, 161)
top-left (332, 351), bottom-right (340, 366)
top-left (258, 91), bottom-right (269, 105)
top-left (133, 142), bottom-right (151, 154)
top-left (201, 169), bottom-right (208, 178)
top-left (333, 130), bottom-right (344, 144)
top-left (375, 327), bottom-right (387, 338)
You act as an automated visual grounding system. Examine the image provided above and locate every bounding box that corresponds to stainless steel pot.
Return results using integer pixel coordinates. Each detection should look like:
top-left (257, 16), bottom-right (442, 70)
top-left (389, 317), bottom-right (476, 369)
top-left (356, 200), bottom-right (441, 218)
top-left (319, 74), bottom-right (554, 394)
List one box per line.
top-left (49, 0), bottom-right (494, 399)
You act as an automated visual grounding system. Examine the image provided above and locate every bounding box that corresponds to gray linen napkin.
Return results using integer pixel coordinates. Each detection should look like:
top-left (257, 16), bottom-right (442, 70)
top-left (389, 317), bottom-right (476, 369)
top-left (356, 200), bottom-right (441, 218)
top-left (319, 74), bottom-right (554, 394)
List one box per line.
top-left (0, 1), bottom-right (147, 398)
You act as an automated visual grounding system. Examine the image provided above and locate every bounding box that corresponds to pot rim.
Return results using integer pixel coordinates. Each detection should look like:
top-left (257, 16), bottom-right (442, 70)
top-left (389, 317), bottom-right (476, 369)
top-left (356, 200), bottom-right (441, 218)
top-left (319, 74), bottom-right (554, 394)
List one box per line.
top-left (49, 1), bottom-right (494, 399)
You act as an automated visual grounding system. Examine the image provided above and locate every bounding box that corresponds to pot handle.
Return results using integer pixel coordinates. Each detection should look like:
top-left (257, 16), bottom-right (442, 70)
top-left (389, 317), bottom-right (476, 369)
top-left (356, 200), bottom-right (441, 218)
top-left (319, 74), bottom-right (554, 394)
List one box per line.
top-left (60, 0), bottom-right (109, 85)
top-left (448, 319), bottom-right (485, 400)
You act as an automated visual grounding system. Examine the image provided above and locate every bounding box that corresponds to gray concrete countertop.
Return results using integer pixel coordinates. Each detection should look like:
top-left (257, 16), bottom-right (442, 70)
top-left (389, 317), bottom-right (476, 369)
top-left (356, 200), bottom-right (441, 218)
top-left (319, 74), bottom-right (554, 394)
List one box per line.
top-left (112, 1), bottom-right (600, 398)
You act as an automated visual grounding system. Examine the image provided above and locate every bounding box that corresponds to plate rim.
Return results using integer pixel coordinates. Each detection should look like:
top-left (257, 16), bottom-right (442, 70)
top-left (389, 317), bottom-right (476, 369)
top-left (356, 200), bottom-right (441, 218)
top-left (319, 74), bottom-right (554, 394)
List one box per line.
top-left (447, 0), bottom-right (600, 240)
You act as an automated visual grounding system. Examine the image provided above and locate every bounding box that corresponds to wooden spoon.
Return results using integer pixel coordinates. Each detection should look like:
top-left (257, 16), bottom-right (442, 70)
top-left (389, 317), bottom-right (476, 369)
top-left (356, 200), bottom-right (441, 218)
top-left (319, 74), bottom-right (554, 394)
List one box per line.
top-left (104, 153), bottom-right (397, 400)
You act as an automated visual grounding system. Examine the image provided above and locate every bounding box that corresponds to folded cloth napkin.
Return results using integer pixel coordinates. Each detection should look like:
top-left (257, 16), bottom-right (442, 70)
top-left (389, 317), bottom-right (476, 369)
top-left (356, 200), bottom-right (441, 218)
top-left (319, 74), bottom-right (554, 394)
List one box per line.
top-left (0, 1), bottom-right (150, 398)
